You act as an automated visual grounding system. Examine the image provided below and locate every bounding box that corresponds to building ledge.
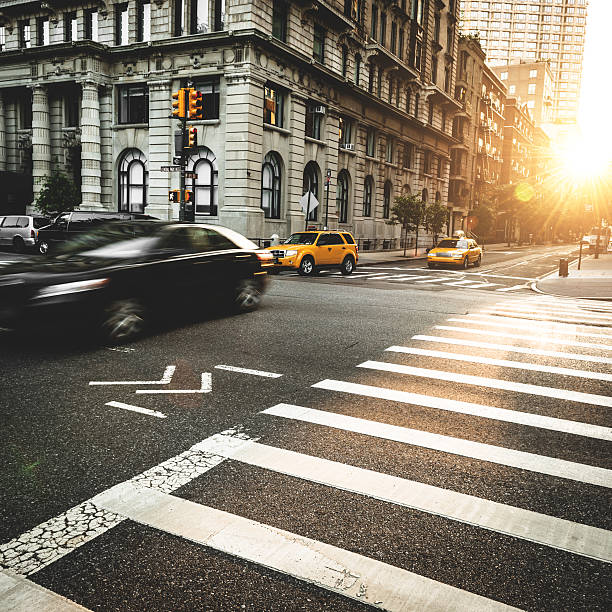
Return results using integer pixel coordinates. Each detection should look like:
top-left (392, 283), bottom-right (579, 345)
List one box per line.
top-left (112, 123), bottom-right (149, 130)
top-left (305, 136), bottom-right (326, 147)
top-left (264, 123), bottom-right (291, 136)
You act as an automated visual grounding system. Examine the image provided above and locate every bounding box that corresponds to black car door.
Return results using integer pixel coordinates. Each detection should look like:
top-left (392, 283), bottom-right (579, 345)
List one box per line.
top-left (44, 212), bottom-right (71, 247)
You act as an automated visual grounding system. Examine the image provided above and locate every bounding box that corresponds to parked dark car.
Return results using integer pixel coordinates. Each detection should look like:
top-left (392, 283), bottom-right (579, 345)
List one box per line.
top-left (0, 221), bottom-right (272, 343)
top-left (37, 211), bottom-right (157, 255)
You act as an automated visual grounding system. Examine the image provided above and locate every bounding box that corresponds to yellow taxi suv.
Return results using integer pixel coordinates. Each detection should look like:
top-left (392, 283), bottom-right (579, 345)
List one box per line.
top-left (266, 230), bottom-right (358, 276)
top-left (427, 237), bottom-right (482, 269)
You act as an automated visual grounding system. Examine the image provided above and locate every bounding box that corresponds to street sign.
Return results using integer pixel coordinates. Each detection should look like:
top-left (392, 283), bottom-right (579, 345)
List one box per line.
top-left (161, 165), bottom-right (181, 172)
top-left (184, 172), bottom-right (198, 179)
top-left (172, 156), bottom-right (182, 165)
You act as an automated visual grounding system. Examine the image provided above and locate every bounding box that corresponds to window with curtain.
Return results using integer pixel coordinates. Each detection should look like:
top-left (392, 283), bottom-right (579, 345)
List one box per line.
top-left (261, 152), bottom-right (281, 219)
top-left (137, 0), bottom-right (151, 41)
top-left (187, 147), bottom-right (218, 215)
top-left (115, 4), bottom-right (129, 45)
top-left (118, 149), bottom-right (148, 213)
top-left (336, 170), bottom-right (349, 223)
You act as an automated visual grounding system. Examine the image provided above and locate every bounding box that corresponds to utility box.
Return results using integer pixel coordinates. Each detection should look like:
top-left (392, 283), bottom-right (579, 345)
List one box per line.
top-left (559, 258), bottom-right (569, 277)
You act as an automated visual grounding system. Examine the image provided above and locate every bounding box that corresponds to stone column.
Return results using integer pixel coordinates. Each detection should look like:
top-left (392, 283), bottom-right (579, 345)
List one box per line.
top-left (147, 79), bottom-right (173, 220)
top-left (80, 80), bottom-right (103, 209)
top-left (31, 84), bottom-right (51, 201)
top-left (0, 92), bottom-right (6, 171)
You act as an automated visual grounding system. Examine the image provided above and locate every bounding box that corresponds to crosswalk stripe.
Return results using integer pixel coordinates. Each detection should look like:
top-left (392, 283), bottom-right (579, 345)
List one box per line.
top-left (105, 401), bottom-right (167, 418)
top-left (411, 335), bottom-right (612, 365)
top-left (357, 361), bottom-right (612, 408)
top-left (188, 435), bottom-right (612, 562)
top-left (312, 379), bottom-right (612, 441)
top-left (479, 310), bottom-right (611, 327)
top-left (486, 305), bottom-right (612, 322)
top-left (448, 316), bottom-right (612, 341)
top-left (444, 280), bottom-right (495, 287)
top-left (214, 365), bottom-right (283, 378)
top-left (0, 570), bottom-right (92, 611)
top-left (414, 277), bottom-right (456, 283)
top-left (93, 482), bottom-right (521, 612)
top-left (262, 403), bottom-right (612, 488)
top-left (496, 285), bottom-right (526, 292)
top-left (384, 346), bottom-right (612, 382)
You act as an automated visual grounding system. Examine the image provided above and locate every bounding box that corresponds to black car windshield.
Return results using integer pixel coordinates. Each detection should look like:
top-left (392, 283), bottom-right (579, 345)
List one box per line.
top-left (437, 239), bottom-right (459, 248)
top-left (55, 222), bottom-right (162, 257)
top-left (283, 233), bottom-right (317, 245)
top-left (33, 217), bottom-right (51, 228)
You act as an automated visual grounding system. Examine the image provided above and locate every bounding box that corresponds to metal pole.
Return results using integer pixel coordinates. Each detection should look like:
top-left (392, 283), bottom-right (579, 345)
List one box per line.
top-left (578, 241), bottom-right (583, 270)
top-left (304, 189), bottom-right (311, 230)
top-left (324, 179), bottom-right (330, 230)
top-left (179, 89), bottom-right (187, 222)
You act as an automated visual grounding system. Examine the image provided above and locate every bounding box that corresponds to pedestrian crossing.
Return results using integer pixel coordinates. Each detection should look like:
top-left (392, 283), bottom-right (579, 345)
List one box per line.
top-left (1, 295), bottom-right (611, 610)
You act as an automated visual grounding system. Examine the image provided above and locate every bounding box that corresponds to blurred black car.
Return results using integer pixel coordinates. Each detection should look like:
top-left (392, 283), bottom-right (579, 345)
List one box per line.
top-left (37, 210), bottom-right (157, 255)
top-left (0, 221), bottom-right (272, 343)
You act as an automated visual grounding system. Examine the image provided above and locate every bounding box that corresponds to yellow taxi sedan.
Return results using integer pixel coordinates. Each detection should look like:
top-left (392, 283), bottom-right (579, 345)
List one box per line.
top-left (427, 237), bottom-right (482, 269)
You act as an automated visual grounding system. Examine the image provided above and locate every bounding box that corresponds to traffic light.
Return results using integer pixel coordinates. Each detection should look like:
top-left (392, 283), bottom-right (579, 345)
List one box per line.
top-left (188, 89), bottom-right (204, 120)
top-left (187, 126), bottom-right (197, 148)
top-left (185, 190), bottom-right (192, 202)
top-left (168, 189), bottom-right (180, 202)
top-left (172, 89), bottom-right (186, 118)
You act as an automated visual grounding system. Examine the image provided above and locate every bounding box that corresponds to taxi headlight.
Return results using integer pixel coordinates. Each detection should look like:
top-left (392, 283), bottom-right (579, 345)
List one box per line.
top-left (34, 278), bottom-right (109, 299)
top-left (284, 250), bottom-right (298, 257)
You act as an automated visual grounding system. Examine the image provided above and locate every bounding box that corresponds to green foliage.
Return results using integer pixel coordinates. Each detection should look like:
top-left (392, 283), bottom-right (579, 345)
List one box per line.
top-left (471, 204), bottom-right (496, 241)
top-left (35, 170), bottom-right (80, 217)
top-left (388, 195), bottom-right (426, 256)
top-left (424, 202), bottom-right (448, 245)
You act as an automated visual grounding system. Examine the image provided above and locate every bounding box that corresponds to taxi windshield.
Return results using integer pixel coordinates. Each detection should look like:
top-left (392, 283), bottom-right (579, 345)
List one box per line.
top-left (436, 239), bottom-right (469, 249)
top-left (283, 233), bottom-right (317, 245)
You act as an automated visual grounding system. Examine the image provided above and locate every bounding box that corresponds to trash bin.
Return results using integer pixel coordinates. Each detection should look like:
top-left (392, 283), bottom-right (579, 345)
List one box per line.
top-left (559, 258), bottom-right (569, 277)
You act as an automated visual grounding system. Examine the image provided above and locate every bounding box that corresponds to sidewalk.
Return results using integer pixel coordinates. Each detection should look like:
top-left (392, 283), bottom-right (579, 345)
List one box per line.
top-left (534, 254), bottom-right (612, 300)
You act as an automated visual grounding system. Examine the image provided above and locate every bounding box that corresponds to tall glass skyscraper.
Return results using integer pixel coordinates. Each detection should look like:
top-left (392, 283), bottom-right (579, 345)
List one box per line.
top-left (459, 0), bottom-right (588, 125)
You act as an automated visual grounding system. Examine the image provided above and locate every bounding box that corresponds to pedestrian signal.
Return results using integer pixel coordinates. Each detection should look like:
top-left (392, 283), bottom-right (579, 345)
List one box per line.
top-left (169, 189), bottom-right (180, 202)
top-left (172, 89), bottom-right (186, 119)
top-left (187, 126), bottom-right (198, 148)
top-left (188, 89), bottom-right (204, 120)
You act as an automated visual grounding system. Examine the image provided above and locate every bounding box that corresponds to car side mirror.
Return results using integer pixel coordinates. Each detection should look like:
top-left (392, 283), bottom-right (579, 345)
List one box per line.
top-left (425, 248), bottom-right (431, 253)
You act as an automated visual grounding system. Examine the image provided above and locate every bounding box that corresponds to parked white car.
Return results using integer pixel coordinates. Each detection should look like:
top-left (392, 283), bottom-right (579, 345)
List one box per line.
top-left (0, 215), bottom-right (52, 253)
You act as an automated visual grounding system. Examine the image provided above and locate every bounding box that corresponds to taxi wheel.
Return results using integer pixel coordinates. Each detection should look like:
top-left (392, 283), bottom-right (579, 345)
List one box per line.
top-left (462, 256), bottom-right (469, 269)
top-left (340, 256), bottom-right (355, 275)
top-left (102, 298), bottom-right (146, 344)
top-left (39, 241), bottom-right (49, 255)
top-left (233, 279), bottom-right (262, 313)
top-left (474, 254), bottom-right (482, 267)
top-left (298, 256), bottom-right (315, 276)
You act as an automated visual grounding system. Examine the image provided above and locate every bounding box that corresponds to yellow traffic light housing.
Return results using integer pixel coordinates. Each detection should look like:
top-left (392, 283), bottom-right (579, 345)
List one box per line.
top-left (185, 190), bottom-right (192, 202)
top-left (187, 126), bottom-right (198, 148)
top-left (188, 89), bottom-right (204, 120)
top-left (172, 89), bottom-right (186, 118)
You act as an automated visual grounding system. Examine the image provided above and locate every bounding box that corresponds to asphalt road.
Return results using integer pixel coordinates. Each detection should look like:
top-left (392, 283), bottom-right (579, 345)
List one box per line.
top-left (0, 246), bottom-right (610, 612)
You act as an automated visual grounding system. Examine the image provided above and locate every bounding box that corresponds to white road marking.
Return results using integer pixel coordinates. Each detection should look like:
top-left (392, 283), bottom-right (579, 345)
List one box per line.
top-left (479, 310), bottom-right (611, 327)
top-left (215, 365), bottom-right (282, 378)
top-left (438, 325), bottom-right (612, 351)
top-left (357, 361), bottom-right (612, 408)
top-left (448, 316), bottom-right (612, 341)
top-left (414, 277), bottom-right (456, 284)
top-left (384, 346), bottom-right (612, 382)
top-left (485, 306), bottom-right (612, 323)
top-left (89, 365), bottom-right (175, 386)
top-left (93, 482), bottom-right (520, 612)
top-left (410, 336), bottom-right (612, 365)
top-left (190, 435), bottom-right (612, 562)
top-left (262, 403), bottom-right (612, 488)
top-left (312, 379), bottom-right (612, 441)
top-left (443, 280), bottom-right (486, 286)
top-left (0, 570), bottom-right (92, 611)
top-left (105, 401), bottom-right (167, 419)
top-left (496, 285), bottom-right (526, 292)
top-left (136, 372), bottom-right (212, 394)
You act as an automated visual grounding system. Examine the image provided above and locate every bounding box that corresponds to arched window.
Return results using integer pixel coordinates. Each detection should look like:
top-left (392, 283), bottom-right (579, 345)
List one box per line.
top-left (302, 161), bottom-right (319, 221)
top-left (341, 45), bottom-right (349, 77)
top-left (261, 152), bottom-right (281, 219)
top-left (421, 188), bottom-right (428, 204)
top-left (118, 148), bottom-right (147, 213)
top-left (414, 93), bottom-right (420, 118)
top-left (187, 147), bottom-right (218, 216)
top-left (383, 180), bottom-right (392, 219)
top-left (402, 184), bottom-right (411, 196)
top-left (435, 191), bottom-right (441, 204)
top-left (354, 54), bottom-right (362, 86)
top-left (406, 89), bottom-right (411, 114)
top-left (363, 175), bottom-right (373, 217)
top-left (336, 169), bottom-right (349, 223)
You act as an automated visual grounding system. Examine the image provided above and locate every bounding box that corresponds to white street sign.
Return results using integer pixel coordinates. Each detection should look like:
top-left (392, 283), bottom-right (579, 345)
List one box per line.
top-left (300, 191), bottom-right (319, 214)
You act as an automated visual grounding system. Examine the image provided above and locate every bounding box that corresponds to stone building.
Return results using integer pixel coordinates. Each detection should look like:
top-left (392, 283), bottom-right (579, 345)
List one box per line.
top-left (501, 96), bottom-right (534, 185)
top-left (0, 0), bottom-right (460, 247)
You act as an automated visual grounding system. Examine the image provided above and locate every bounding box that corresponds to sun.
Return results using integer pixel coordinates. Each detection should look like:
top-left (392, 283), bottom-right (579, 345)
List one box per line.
top-left (558, 136), bottom-right (610, 183)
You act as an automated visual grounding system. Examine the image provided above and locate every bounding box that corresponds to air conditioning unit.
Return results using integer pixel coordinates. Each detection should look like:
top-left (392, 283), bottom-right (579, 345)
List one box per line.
top-left (341, 143), bottom-right (355, 151)
top-left (312, 106), bottom-right (326, 115)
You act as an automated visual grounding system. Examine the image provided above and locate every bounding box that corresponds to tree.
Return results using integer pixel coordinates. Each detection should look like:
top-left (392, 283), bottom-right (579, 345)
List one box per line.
top-left (424, 201), bottom-right (448, 246)
top-left (387, 195), bottom-right (426, 256)
top-left (35, 170), bottom-right (80, 217)
top-left (470, 204), bottom-right (496, 243)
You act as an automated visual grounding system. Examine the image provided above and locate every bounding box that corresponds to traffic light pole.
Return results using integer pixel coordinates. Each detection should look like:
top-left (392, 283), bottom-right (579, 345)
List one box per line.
top-left (179, 88), bottom-right (191, 222)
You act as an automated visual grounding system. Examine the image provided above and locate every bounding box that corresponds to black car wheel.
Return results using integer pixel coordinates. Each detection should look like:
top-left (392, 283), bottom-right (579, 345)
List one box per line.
top-left (462, 256), bottom-right (469, 269)
top-left (298, 256), bottom-right (315, 276)
top-left (233, 279), bottom-right (262, 313)
top-left (102, 298), bottom-right (146, 343)
top-left (38, 241), bottom-right (49, 255)
top-left (13, 237), bottom-right (25, 253)
top-left (474, 254), bottom-right (482, 267)
top-left (340, 256), bottom-right (355, 275)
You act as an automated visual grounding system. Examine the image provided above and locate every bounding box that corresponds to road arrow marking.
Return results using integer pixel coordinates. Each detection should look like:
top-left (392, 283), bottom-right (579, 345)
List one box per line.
top-left (89, 365), bottom-right (175, 386)
top-left (105, 401), bottom-right (167, 419)
top-left (215, 365), bottom-right (282, 378)
top-left (135, 372), bottom-right (212, 394)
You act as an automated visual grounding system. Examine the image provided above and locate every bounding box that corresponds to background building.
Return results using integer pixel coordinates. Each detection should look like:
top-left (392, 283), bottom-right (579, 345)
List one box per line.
top-left (0, 0), bottom-right (460, 249)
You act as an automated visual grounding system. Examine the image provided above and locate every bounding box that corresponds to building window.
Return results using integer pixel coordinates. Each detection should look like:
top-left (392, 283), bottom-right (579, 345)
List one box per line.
top-left (428, 100), bottom-right (434, 124)
top-left (398, 28), bottom-right (404, 60)
top-left (366, 128), bottom-right (376, 157)
top-left (191, 0), bottom-right (209, 34)
top-left (19, 94), bottom-right (33, 129)
top-left (336, 170), bottom-right (349, 223)
top-left (423, 150), bottom-right (431, 175)
top-left (264, 84), bottom-right (284, 128)
top-left (528, 83), bottom-right (536, 95)
top-left (187, 147), bottom-right (218, 216)
top-left (313, 25), bottom-right (325, 63)
top-left (338, 117), bottom-right (353, 147)
top-left (500, 71), bottom-right (508, 80)
top-left (414, 93), bottom-right (419, 118)
top-left (386, 136), bottom-right (393, 163)
top-left (85, 9), bottom-right (99, 41)
top-left (19, 21), bottom-right (31, 49)
top-left (432, 56), bottom-right (438, 82)
top-left (434, 13), bottom-right (440, 42)
top-left (36, 18), bottom-right (49, 46)
top-left (383, 180), bottom-right (392, 219)
top-left (305, 102), bottom-right (323, 140)
top-left (363, 175), bottom-right (373, 217)
top-left (64, 12), bottom-right (77, 42)
top-left (447, 26), bottom-right (453, 52)
top-left (116, 3), bottom-right (129, 45)
top-left (303, 161), bottom-right (319, 221)
top-left (344, 0), bottom-right (360, 21)
top-left (261, 152), bottom-right (281, 219)
top-left (354, 54), bottom-right (361, 86)
top-left (380, 12), bottom-right (387, 45)
top-left (509, 85), bottom-right (516, 95)
top-left (529, 69), bottom-right (538, 78)
top-left (118, 85), bottom-right (149, 124)
top-left (272, 0), bottom-right (287, 41)
top-left (388, 78), bottom-right (393, 103)
top-left (421, 187), bottom-right (428, 203)
top-left (444, 67), bottom-right (450, 93)
top-left (403, 143), bottom-right (412, 168)
top-left (390, 21), bottom-right (397, 54)
top-left (406, 89), bottom-right (411, 114)
top-left (191, 78), bottom-right (220, 119)
top-left (377, 70), bottom-right (382, 96)
top-left (368, 64), bottom-right (375, 93)
top-left (174, 0), bottom-right (184, 36)
top-left (371, 4), bottom-right (378, 40)
top-left (65, 96), bottom-right (79, 127)
top-left (138, 0), bottom-right (151, 41)
top-left (118, 149), bottom-right (148, 213)
top-left (341, 45), bottom-right (348, 77)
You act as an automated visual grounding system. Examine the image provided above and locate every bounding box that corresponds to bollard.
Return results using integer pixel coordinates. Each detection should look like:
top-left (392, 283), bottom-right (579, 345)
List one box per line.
top-left (559, 258), bottom-right (569, 277)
